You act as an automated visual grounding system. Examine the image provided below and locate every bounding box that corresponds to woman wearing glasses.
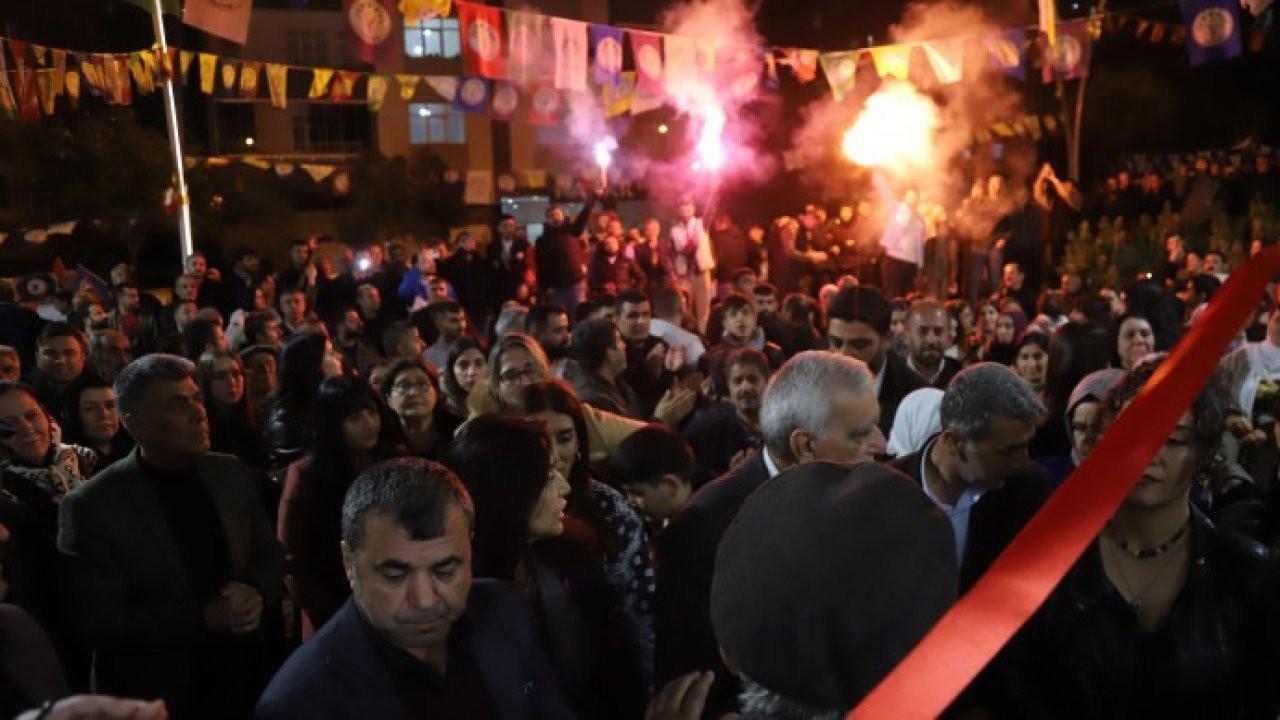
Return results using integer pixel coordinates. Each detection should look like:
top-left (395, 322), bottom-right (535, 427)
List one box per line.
top-left (378, 358), bottom-right (453, 459)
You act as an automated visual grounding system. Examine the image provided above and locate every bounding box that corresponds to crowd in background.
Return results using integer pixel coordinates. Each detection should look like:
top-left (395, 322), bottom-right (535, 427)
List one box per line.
top-left (0, 153), bottom-right (1279, 719)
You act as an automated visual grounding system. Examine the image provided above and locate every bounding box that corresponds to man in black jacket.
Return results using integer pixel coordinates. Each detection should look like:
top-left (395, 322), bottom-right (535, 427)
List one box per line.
top-left (654, 350), bottom-right (885, 718)
top-left (489, 214), bottom-right (533, 306)
top-left (535, 188), bottom-right (600, 318)
top-left (903, 299), bottom-right (963, 389)
top-left (257, 458), bottom-right (572, 720)
top-left (890, 362), bottom-right (1050, 591)
top-left (826, 285), bottom-right (926, 436)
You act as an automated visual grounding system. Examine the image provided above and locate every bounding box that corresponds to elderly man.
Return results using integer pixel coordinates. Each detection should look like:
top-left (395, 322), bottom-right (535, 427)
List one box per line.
top-left (891, 363), bottom-right (1050, 590)
top-left (58, 354), bottom-right (284, 719)
top-left (653, 350), bottom-right (886, 718)
top-left (257, 458), bottom-right (572, 719)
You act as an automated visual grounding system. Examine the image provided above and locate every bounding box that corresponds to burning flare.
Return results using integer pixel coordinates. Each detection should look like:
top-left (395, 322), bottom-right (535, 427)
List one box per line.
top-left (841, 81), bottom-right (939, 172)
top-left (693, 105), bottom-right (727, 172)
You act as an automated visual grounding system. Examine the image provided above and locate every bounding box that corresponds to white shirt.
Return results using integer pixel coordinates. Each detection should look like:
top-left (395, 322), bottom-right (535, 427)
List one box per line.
top-left (669, 217), bottom-right (715, 275)
top-left (762, 447), bottom-right (783, 478)
top-left (919, 437), bottom-right (984, 567)
top-left (649, 318), bottom-right (706, 370)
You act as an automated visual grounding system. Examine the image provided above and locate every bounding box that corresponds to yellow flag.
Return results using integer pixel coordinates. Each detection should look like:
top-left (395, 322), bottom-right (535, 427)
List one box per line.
top-left (367, 75), bottom-right (389, 111)
top-left (309, 68), bottom-right (334, 99)
top-left (129, 54), bottom-right (154, 94)
top-left (396, 74), bottom-right (420, 100)
top-left (603, 71), bottom-right (634, 117)
top-left (220, 62), bottom-right (237, 92)
top-left (266, 63), bottom-right (288, 108)
top-left (180, 51), bottom-right (195, 83)
top-left (239, 61), bottom-right (261, 99)
top-left (869, 45), bottom-right (911, 80)
top-left (64, 70), bottom-right (80, 107)
top-left (198, 53), bottom-right (217, 94)
top-left (241, 157), bottom-right (272, 171)
top-left (36, 71), bottom-right (58, 114)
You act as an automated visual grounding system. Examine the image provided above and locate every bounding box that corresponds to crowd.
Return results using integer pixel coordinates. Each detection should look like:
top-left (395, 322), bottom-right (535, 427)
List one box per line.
top-left (0, 158), bottom-right (1279, 720)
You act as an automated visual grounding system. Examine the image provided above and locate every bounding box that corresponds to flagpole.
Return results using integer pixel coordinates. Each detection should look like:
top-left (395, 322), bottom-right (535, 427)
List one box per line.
top-left (150, 0), bottom-right (195, 263)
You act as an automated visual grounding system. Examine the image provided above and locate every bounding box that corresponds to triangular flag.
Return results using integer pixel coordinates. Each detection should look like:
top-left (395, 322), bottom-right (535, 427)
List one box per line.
top-left (301, 164), bottom-right (336, 183)
top-left (17, 69), bottom-right (40, 118)
top-left (239, 61), bottom-right (261, 99)
top-left (454, 75), bottom-right (490, 113)
top-left (490, 82), bottom-right (519, 121)
top-left (1149, 22), bottom-right (1168, 43)
top-left (550, 18), bottom-right (588, 92)
top-left (1135, 19), bottom-right (1152, 39)
top-left (129, 54), bottom-right (155, 94)
top-left (107, 56), bottom-right (132, 106)
top-left (309, 68), bottom-right (335, 98)
top-left (220, 61), bottom-right (238, 93)
top-left (64, 70), bottom-right (80, 108)
top-left (603, 71), bottom-right (635, 117)
top-left (367, 74), bottom-right (389, 111)
top-left (32, 46), bottom-right (47, 66)
top-left (424, 75), bottom-right (458, 101)
top-left (869, 44), bottom-right (911, 80)
top-left (274, 163), bottom-right (295, 177)
top-left (0, 49), bottom-right (17, 119)
top-left (36, 71), bottom-right (58, 115)
top-left (630, 31), bottom-right (664, 95)
top-left (819, 51), bottom-right (858, 100)
top-left (922, 39), bottom-right (964, 84)
top-left (591, 25), bottom-right (625, 86)
top-left (51, 50), bottom-right (66, 96)
top-left (458, 1), bottom-right (506, 79)
top-left (330, 70), bottom-right (360, 101)
top-left (986, 29), bottom-right (1026, 80)
top-left (180, 50), bottom-right (195, 83)
top-left (782, 49), bottom-right (819, 83)
top-left (664, 35), bottom-right (697, 94)
top-left (507, 11), bottom-right (549, 86)
top-left (266, 63), bottom-right (288, 108)
top-left (397, 74), bottom-right (422, 100)
top-left (527, 83), bottom-right (562, 125)
top-left (198, 53), bottom-right (218, 94)
top-left (241, 157), bottom-right (272, 171)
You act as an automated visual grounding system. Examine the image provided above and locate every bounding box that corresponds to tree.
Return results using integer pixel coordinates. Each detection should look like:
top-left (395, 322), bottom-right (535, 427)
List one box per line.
top-left (335, 148), bottom-right (464, 243)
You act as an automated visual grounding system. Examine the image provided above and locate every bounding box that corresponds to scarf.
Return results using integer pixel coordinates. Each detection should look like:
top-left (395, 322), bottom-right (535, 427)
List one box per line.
top-left (4, 443), bottom-right (97, 500)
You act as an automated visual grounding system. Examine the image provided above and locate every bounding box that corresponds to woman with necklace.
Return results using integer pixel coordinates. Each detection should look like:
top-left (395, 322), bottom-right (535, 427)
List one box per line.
top-left (1002, 356), bottom-right (1280, 718)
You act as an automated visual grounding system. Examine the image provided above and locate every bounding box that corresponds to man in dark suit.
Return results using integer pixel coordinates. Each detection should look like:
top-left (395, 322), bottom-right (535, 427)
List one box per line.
top-left (890, 363), bottom-right (1050, 591)
top-left (489, 214), bottom-right (533, 305)
top-left (825, 285), bottom-right (926, 436)
top-left (58, 354), bottom-right (284, 719)
top-left (903, 299), bottom-right (963, 390)
top-left (654, 350), bottom-right (885, 718)
top-left (257, 458), bottom-right (572, 720)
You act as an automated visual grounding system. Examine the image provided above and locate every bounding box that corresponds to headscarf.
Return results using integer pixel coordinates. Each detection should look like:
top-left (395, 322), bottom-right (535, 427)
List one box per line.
top-left (1064, 368), bottom-right (1124, 464)
top-left (886, 387), bottom-right (944, 458)
top-left (985, 307), bottom-right (1028, 366)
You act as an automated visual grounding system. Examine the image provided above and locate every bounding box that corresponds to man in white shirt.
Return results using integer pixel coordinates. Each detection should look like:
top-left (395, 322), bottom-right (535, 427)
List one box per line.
top-left (648, 287), bottom-right (705, 371)
top-left (669, 199), bottom-right (716, 334)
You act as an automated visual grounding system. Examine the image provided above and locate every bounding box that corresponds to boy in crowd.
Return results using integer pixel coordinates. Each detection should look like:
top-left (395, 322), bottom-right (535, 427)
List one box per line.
top-left (613, 424), bottom-right (697, 526)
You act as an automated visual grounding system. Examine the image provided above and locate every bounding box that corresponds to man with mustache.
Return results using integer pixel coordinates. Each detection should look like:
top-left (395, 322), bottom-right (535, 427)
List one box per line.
top-left (904, 300), bottom-right (962, 389)
top-left (257, 458), bottom-right (572, 719)
top-left (681, 348), bottom-right (768, 482)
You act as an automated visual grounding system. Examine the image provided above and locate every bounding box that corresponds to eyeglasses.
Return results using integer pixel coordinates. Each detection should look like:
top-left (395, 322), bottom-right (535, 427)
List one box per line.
top-left (498, 366), bottom-right (541, 385)
top-left (392, 380), bottom-right (433, 395)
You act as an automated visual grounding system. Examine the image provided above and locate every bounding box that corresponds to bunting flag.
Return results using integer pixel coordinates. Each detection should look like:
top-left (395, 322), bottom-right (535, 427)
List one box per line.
top-left (198, 52), bottom-right (217, 94)
top-left (241, 157), bottom-right (272, 171)
top-left (458, 2), bottom-right (506, 79)
top-left (179, 50), bottom-right (194, 83)
top-left (301, 164), bottom-right (335, 183)
top-left (106, 56), bottom-right (132, 106)
top-left (922, 39), bottom-right (964, 84)
top-left (454, 76), bottom-right (490, 113)
top-left (0, 50), bottom-right (18, 119)
top-left (64, 70), bottom-right (80, 108)
top-left (36, 70), bottom-right (58, 115)
top-left (508, 11), bottom-right (549, 86)
top-left (664, 35), bottom-right (697, 94)
top-left (367, 74), bottom-right (388, 110)
top-left (309, 68), bottom-right (334, 98)
top-left (819, 50), bottom-right (858, 100)
top-left (129, 54), bottom-right (155, 95)
top-left (527, 83), bottom-right (562, 125)
top-left (51, 49), bottom-right (66, 96)
top-left (1038, 0), bottom-right (1058, 46)
top-left (591, 25), bottom-right (624, 86)
top-left (31, 45), bottom-right (47, 66)
top-left (183, 0), bottom-right (254, 44)
top-left (345, 0), bottom-right (395, 63)
top-left (331, 70), bottom-right (361, 101)
top-left (400, 0), bottom-right (451, 23)
top-left (1042, 18), bottom-right (1091, 81)
top-left (781, 48), bottom-right (819, 83)
top-left (550, 18), bottom-right (587, 92)
top-left (1149, 22), bottom-right (1168, 43)
top-left (490, 82), bottom-right (519, 121)
top-left (220, 61), bottom-right (238, 94)
top-left (396, 74), bottom-right (421, 99)
top-left (603, 71), bottom-right (635, 117)
top-left (16, 68), bottom-right (39, 118)
top-left (869, 44), bottom-right (911, 80)
top-left (986, 29), bottom-right (1026, 80)
top-left (265, 63), bottom-right (288, 108)
top-left (630, 31), bottom-right (664, 95)
top-left (239, 61), bottom-right (261, 99)
top-left (1180, 0), bottom-right (1243, 66)
top-left (424, 75), bottom-right (458, 100)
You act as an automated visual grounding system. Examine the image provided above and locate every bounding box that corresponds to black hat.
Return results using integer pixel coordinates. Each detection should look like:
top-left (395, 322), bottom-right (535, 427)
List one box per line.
top-left (711, 461), bottom-right (957, 711)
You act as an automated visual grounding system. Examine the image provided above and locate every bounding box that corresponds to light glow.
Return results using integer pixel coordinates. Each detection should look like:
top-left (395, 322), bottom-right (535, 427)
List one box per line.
top-left (840, 81), bottom-right (939, 172)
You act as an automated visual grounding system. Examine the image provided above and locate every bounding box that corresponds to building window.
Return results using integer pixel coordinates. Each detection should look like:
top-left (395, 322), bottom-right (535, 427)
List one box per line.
top-left (292, 105), bottom-right (373, 154)
top-left (286, 30), bottom-right (330, 67)
top-left (408, 103), bottom-right (466, 145)
top-left (404, 18), bottom-right (461, 59)
top-left (214, 102), bottom-right (257, 154)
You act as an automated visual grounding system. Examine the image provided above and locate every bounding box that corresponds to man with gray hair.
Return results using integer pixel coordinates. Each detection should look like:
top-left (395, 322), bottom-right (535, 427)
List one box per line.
top-left (654, 350), bottom-right (885, 718)
top-left (891, 362), bottom-right (1051, 591)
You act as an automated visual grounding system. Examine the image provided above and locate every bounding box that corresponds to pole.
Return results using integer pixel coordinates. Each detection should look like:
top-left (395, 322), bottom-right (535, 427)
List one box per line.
top-left (150, 0), bottom-right (194, 262)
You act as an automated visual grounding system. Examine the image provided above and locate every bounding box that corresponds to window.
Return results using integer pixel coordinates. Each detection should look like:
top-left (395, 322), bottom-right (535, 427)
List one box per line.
top-left (404, 18), bottom-right (461, 59)
top-left (292, 105), bottom-right (373, 153)
top-left (286, 30), bottom-right (330, 67)
top-left (214, 102), bottom-right (257, 154)
top-left (408, 103), bottom-right (466, 145)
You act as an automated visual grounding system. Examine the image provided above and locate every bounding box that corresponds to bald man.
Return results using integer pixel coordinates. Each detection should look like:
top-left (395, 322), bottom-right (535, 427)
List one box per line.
top-left (904, 300), bottom-right (962, 389)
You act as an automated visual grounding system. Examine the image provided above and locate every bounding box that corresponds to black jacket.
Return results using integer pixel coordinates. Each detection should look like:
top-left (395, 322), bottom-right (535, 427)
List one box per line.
top-left (487, 235), bottom-right (533, 303)
top-left (256, 583), bottom-right (574, 720)
top-left (535, 194), bottom-right (598, 290)
top-left (909, 355), bottom-right (963, 390)
top-left (654, 451), bottom-right (769, 718)
top-left (877, 351), bottom-right (928, 438)
top-left (999, 510), bottom-right (1280, 719)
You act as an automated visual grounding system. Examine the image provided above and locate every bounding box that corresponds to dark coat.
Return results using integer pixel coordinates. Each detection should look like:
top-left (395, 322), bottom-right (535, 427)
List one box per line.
top-left (488, 235), bottom-right (533, 303)
top-left (654, 451), bottom-right (769, 718)
top-left (57, 449), bottom-right (284, 714)
top-left (255, 583), bottom-right (575, 720)
top-left (535, 194), bottom-right (598, 291)
top-left (878, 351), bottom-right (928, 438)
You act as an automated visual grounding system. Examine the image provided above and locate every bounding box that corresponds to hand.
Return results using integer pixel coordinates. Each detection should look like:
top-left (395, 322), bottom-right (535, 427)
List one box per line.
top-left (17, 696), bottom-right (168, 720)
top-left (1039, 162), bottom-right (1054, 180)
top-left (645, 672), bottom-right (715, 720)
top-left (223, 582), bottom-right (264, 634)
top-left (645, 343), bottom-right (668, 376)
top-left (205, 268), bottom-right (222, 282)
top-left (1227, 415), bottom-right (1257, 441)
top-left (654, 384), bottom-right (697, 427)
top-left (664, 344), bottom-right (687, 373)
top-left (304, 264), bottom-right (318, 286)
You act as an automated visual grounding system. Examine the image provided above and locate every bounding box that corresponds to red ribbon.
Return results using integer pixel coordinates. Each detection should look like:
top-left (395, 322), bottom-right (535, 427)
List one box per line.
top-left (850, 244), bottom-right (1280, 719)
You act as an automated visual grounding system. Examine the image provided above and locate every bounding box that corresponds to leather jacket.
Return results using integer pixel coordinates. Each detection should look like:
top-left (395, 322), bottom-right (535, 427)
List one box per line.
top-left (998, 508), bottom-right (1280, 718)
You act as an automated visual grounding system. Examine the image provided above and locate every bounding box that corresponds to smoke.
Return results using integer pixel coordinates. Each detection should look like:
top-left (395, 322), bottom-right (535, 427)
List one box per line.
top-left (791, 0), bottom-right (1033, 207)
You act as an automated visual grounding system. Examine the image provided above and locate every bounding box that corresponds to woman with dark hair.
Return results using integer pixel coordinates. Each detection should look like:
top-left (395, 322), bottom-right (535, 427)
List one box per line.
top-left (378, 358), bottom-right (452, 457)
top-left (945, 299), bottom-right (977, 365)
top-left (982, 307), bottom-right (1027, 365)
top-left (181, 316), bottom-right (227, 363)
top-left (1036, 321), bottom-right (1113, 478)
top-left (265, 331), bottom-right (344, 466)
top-left (1121, 277), bottom-right (1182, 350)
top-left (60, 375), bottom-right (132, 467)
top-left (446, 415), bottom-right (646, 720)
top-left (1011, 331), bottom-right (1050, 392)
top-left (278, 376), bottom-right (401, 636)
top-left (439, 337), bottom-right (486, 425)
top-left (1112, 313), bottom-right (1156, 370)
top-left (520, 380), bottom-right (655, 688)
top-left (196, 349), bottom-right (267, 469)
top-left (1004, 356), bottom-right (1280, 717)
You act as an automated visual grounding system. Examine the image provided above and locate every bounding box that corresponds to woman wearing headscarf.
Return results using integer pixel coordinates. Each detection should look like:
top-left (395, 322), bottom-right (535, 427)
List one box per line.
top-left (982, 307), bottom-right (1028, 365)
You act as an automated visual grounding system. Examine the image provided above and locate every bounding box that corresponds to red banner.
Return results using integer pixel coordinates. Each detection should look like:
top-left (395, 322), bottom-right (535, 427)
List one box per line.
top-left (183, 0), bottom-right (254, 45)
top-left (458, 1), bottom-right (506, 80)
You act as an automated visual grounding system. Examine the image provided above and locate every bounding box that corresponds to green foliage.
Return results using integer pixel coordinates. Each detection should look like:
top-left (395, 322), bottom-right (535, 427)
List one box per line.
top-left (187, 162), bottom-right (294, 248)
top-left (335, 148), bottom-right (464, 243)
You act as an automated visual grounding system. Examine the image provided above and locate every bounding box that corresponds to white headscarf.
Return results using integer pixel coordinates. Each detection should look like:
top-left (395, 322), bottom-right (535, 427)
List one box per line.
top-left (887, 387), bottom-right (944, 458)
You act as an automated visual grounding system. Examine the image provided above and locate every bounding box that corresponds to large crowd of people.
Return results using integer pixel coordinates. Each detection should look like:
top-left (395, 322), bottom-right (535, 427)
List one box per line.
top-left (0, 156), bottom-right (1279, 719)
